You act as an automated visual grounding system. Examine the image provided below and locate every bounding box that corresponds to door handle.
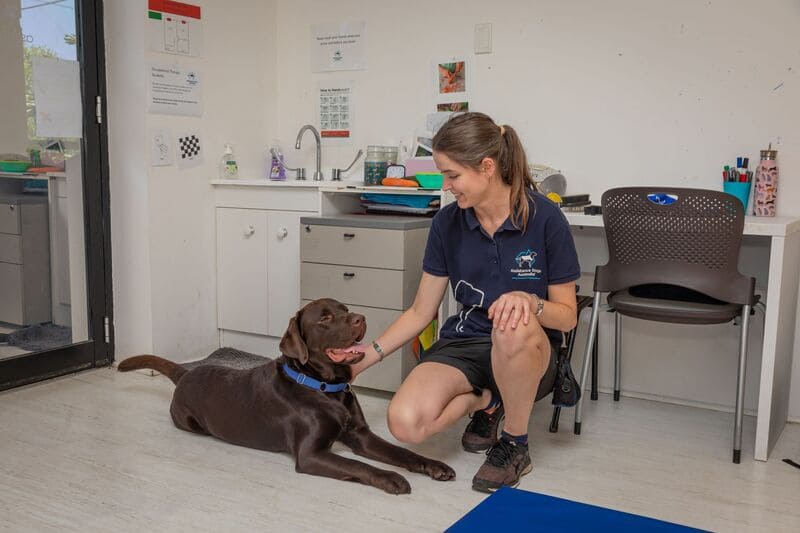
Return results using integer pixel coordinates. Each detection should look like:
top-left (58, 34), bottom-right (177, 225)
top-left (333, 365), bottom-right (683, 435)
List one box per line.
top-left (243, 225), bottom-right (255, 237)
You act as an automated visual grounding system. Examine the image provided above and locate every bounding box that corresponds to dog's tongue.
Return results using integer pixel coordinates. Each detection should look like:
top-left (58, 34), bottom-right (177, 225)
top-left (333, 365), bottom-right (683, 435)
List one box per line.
top-left (326, 344), bottom-right (367, 363)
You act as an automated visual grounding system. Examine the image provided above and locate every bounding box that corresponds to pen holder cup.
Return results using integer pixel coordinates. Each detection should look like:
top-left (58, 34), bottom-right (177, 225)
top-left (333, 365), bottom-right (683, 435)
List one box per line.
top-left (723, 181), bottom-right (751, 211)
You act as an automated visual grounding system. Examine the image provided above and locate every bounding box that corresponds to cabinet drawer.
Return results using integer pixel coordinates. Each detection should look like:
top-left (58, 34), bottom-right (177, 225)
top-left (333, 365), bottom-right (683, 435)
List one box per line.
top-left (301, 225), bottom-right (406, 269)
top-left (0, 234), bottom-right (22, 264)
top-left (0, 203), bottom-right (21, 235)
top-left (0, 262), bottom-right (24, 325)
top-left (301, 263), bottom-right (416, 310)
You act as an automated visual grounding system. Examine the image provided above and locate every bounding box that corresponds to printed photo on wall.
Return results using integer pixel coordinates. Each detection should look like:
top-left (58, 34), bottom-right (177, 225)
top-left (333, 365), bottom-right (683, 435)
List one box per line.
top-left (437, 102), bottom-right (469, 112)
top-left (433, 57), bottom-right (472, 107)
top-left (438, 61), bottom-right (466, 94)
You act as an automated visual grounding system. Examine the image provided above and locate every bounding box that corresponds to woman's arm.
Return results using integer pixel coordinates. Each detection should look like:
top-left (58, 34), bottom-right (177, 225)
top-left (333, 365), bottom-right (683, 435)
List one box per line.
top-left (350, 272), bottom-right (449, 380)
top-left (488, 281), bottom-right (578, 332)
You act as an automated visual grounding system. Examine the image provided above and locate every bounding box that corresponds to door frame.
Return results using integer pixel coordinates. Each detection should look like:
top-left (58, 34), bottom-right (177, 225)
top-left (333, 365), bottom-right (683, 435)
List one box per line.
top-left (0, 0), bottom-right (113, 391)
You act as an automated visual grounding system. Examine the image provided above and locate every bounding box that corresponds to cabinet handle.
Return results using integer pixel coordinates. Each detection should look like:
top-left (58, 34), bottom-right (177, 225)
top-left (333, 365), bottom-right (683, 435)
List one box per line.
top-left (8, 205), bottom-right (14, 211)
top-left (243, 225), bottom-right (256, 237)
top-left (276, 227), bottom-right (288, 239)
top-left (343, 233), bottom-right (355, 240)
top-left (343, 272), bottom-right (355, 279)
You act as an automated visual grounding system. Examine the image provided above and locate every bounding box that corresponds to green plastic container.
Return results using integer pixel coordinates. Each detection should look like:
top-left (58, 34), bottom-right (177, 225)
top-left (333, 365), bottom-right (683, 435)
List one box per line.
top-left (0, 161), bottom-right (32, 173)
top-left (415, 172), bottom-right (443, 189)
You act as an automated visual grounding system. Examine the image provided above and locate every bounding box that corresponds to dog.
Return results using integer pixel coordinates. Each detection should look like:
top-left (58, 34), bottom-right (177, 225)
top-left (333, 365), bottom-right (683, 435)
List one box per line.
top-left (117, 298), bottom-right (455, 494)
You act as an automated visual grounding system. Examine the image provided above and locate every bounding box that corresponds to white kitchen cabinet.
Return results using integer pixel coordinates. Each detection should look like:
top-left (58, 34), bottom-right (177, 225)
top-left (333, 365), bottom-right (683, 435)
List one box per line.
top-left (213, 184), bottom-right (319, 350)
top-left (266, 210), bottom-right (303, 337)
top-left (216, 208), bottom-right (270, 335)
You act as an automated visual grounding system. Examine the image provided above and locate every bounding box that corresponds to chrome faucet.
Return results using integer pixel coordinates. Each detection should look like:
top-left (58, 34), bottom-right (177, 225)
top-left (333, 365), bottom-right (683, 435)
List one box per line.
top-left (295, 124), bottom-right (323, 181)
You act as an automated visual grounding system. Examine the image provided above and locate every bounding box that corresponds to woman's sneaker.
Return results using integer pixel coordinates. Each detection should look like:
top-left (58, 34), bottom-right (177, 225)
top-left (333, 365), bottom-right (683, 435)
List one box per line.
top-left (461, 404), bottom-right (504, 453)
top-left (472, 437), bottom-right (532, 493)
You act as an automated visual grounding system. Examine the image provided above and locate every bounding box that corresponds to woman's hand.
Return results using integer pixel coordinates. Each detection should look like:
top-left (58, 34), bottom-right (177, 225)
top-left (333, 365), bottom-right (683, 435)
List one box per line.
top-left (487, 291), bottom-right (536, 332)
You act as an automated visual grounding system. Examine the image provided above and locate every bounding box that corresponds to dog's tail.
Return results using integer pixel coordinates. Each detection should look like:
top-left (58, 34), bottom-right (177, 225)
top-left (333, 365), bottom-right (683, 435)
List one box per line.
top-left (117, 355), bottom-right (187, 385)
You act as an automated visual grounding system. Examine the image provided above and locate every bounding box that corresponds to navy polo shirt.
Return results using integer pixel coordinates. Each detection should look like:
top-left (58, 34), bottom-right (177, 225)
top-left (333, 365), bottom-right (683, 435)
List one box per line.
top-left (423, 191), bottom-right (581, 345)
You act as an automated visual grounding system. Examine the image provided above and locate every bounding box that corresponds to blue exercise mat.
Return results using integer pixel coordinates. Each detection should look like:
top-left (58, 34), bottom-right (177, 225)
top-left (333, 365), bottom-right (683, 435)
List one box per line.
top-left (447, 487), bottom-right (707, 532)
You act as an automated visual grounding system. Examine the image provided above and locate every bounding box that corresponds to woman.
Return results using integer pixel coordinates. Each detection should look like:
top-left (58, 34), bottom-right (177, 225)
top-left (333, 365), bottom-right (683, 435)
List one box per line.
top-left (351, 112), bottom-right (580, 493)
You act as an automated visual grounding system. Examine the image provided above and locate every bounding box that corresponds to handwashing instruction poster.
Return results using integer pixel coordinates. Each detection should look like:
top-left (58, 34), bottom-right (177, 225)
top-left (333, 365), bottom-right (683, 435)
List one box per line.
top-left (147, 0), bottom-right (203, 57)
top-left (319, 81), bottom-right (353, 140)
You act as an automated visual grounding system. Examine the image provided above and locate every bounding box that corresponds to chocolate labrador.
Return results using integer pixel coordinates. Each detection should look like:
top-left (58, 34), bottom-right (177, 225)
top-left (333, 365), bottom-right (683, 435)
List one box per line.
top-left (118, 298), bottom-right (454, 494)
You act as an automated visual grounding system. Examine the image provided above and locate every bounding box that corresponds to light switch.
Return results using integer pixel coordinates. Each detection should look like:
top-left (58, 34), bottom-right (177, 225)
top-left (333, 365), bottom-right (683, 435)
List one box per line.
top-left (474, 23), bottom-right (492, 54)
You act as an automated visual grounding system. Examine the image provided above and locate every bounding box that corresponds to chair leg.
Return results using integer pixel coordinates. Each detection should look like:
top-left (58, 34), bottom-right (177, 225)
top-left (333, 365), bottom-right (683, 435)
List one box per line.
top-left (614, 311), bottom-right (622, 402)
top-left (549, 406), bottom-right (561, 433)
top-left (574, 292), bottom-right (602, 435)
top-left (591, 319), bottom-right (599, 401)
top-left (733, 304), bottom-right (751, 464)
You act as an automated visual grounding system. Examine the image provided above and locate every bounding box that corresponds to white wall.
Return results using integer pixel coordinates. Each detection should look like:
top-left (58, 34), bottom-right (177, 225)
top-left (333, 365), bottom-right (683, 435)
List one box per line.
top-left (271, 0), bottom-right (800, 419)
top-left (0, 2), bottom-right (30, 155)
top-left (105, 0), bottom-right (800, 419)
top-left (105, 0), bottom-right (278, 360)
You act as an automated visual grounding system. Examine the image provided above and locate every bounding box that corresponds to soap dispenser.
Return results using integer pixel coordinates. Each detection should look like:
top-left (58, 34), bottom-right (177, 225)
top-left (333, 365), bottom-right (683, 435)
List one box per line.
top-left (219, 143), bottom-right (238, 179)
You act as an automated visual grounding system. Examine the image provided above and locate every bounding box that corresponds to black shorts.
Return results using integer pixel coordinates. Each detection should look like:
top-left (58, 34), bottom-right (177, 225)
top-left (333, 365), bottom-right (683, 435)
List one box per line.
top-left (418, 337), bottom-right (558, 402)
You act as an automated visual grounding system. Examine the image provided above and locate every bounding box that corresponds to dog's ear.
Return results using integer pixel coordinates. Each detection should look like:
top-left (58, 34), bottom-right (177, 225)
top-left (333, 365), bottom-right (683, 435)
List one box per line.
top-left (279, 313), bottom-right (309, 364)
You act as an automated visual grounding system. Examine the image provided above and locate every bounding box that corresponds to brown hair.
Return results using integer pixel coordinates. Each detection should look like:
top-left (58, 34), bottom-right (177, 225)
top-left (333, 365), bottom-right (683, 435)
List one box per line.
top-left (432, 112), bottom-right (536, 231)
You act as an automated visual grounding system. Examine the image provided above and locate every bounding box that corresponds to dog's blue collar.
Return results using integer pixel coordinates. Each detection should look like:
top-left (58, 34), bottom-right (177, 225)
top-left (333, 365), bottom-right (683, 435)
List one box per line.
top-left (282, 363), bottom-right (351, 393)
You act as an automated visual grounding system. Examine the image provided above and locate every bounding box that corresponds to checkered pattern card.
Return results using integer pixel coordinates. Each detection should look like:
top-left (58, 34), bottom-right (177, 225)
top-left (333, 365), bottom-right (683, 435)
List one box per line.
top-left (176, 131), bottom-right (203, 169)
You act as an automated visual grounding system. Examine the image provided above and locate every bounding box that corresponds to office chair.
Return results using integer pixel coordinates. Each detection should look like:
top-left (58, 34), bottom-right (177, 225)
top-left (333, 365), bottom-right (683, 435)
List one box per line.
top-left (573, 187), bottom-right (759, 463)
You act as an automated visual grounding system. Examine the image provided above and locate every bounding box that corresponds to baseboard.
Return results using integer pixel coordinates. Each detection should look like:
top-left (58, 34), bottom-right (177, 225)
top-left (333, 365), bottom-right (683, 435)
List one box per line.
top-left (592, 386), bottom-right (758, 418)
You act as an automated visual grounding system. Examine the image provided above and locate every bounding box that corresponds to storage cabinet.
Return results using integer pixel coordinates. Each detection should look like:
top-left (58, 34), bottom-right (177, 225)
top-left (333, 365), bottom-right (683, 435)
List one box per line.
top-left (215, 208), bottom-right (305, 337)
top-left (0, 195), bottom-right (51, 326)
top-left (300, 215), bottom-right (431, 392)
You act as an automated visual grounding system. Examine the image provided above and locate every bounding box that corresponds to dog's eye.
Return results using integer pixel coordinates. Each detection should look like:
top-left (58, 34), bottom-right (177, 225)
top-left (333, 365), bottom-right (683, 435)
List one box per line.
top-left (319, 315), bottom-right (333, 323)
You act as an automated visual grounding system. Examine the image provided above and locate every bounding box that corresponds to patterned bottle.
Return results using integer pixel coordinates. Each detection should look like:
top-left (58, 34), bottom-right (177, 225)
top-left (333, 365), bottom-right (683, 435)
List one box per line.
top-left (753, 144), bottom-right (778, 216)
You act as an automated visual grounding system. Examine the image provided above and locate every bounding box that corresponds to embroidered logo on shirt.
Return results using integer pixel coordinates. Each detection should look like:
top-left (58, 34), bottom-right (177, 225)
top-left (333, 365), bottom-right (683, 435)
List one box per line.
top-left (512, 249), bottom-right (542, 280)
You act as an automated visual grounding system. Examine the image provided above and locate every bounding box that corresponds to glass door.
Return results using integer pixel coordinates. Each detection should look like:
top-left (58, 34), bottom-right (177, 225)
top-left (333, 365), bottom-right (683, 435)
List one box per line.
top-left (0, 0), bottom-right (112, 390)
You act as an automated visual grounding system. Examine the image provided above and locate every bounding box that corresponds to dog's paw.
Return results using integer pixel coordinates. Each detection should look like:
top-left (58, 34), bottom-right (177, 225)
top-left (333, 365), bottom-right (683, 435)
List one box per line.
top-left (422, 459), bottom-right (456, 481)
top-left (374, 471), bottom-right (411, 495)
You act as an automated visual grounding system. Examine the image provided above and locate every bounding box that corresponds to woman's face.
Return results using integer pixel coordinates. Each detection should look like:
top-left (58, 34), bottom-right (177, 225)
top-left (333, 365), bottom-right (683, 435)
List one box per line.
top-left (433, 151), bottom-right (492, 209)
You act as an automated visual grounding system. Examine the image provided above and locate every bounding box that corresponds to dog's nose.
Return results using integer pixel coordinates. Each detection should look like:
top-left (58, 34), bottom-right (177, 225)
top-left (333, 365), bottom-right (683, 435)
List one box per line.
top-left (351, 314), bottom-right (365, 328)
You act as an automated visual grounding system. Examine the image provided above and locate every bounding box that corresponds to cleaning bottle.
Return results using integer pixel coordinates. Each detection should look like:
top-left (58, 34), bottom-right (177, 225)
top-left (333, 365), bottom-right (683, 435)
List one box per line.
top-left (219, 143), bottom-right (238, 179)
top-left (268, 144), bottom-right (286, 180)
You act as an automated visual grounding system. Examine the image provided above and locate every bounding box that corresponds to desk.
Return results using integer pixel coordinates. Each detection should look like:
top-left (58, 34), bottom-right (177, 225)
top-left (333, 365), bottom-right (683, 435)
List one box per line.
top-left (564, 212), bottom-right (800, 461)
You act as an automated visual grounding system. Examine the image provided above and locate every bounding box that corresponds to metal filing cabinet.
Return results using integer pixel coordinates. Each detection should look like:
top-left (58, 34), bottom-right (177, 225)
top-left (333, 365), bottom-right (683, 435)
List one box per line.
top-left (0, 194), bottom-right (51, 326)
top-left (300, 214), bottom-right (431, 392)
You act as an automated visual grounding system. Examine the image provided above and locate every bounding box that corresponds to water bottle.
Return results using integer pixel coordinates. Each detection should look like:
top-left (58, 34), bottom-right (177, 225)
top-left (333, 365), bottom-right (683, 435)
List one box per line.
top-left (753, 143), bottom-right (778, 216)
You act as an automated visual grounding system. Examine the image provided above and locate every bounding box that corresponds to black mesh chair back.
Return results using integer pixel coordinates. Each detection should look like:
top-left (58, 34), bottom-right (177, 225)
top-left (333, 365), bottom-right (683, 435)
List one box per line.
top-left (595, 187), bottom-right (756, 306)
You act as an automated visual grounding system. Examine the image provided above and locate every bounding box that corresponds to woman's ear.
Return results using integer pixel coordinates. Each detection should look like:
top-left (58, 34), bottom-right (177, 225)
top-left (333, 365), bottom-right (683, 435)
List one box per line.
top-left (480, 157), bottom-right (497, 177)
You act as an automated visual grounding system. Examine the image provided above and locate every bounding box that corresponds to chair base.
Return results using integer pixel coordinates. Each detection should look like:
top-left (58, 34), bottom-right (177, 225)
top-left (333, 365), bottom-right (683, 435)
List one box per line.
top-left (733, 449), bottom-right (741, 464)
top-left (574, 422), bottom-right (581, 435)
top-left (614, 390), bottom-right (620, 401)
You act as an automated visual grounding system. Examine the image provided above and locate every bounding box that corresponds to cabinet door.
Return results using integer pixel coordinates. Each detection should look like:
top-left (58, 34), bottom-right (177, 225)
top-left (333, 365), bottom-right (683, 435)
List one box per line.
top-left (267, 211), bottom-right (303, 337)
top-left (216, 208), bottom-right (269, 335)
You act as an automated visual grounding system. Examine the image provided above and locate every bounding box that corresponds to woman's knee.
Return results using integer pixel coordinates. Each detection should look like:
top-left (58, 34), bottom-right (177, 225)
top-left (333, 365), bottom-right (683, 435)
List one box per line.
top-left (387, 398), bottom-right (429, 444)
top-left (491, 320), bottom-right (549, 362)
